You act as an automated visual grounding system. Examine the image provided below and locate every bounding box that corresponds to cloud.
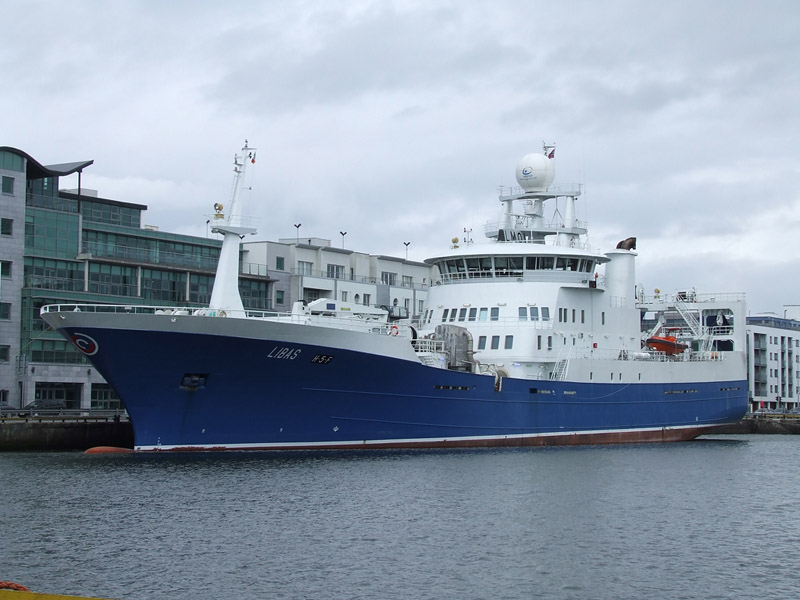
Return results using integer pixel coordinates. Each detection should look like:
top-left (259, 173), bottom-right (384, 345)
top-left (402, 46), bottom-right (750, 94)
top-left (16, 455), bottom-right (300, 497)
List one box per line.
top-left (2, 0), bottom-right (800, 316)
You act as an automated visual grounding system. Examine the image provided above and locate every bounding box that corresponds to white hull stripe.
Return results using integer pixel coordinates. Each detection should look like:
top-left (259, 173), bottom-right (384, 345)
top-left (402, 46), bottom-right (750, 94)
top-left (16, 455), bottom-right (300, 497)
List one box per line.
top-left (135, 423), bottom-right (711, 451)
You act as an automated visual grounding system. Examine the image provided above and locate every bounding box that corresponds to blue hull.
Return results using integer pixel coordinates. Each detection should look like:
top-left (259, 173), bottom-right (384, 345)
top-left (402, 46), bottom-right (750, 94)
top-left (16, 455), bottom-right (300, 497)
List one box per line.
top-left (63, 324), bottom-right (748, 450)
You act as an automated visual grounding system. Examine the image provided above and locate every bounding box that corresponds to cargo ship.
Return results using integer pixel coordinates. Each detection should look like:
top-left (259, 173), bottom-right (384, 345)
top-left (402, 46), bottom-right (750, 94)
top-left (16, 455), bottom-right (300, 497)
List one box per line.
top-left (40, 142), bottom-right (748, 450)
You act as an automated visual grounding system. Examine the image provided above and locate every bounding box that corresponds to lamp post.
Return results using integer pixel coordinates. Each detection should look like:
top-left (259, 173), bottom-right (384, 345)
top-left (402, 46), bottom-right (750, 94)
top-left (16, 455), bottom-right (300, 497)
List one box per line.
top-left (294, 223), bottom-right (301, 244)
top-left (403, 241), bottom-right (410, 260)
top-left (340, 231), bottom-right (347, 248)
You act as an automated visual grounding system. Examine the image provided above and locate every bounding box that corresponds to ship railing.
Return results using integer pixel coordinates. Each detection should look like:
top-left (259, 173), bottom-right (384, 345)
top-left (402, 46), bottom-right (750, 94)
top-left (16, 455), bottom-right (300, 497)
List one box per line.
top-left (40, 303), bottom-right (426, 339)
top-left (425, 316), bottom-right (556, 330)
top-left (640, 325), bottom-right (735, 341)
top-left (433, 271), bottom-right (603, 287)
top-left (412, 338), bottom-right (447, 353)
top-left (639, 291), bottom-right (747, 305)
top-left (574, 347), bottom-right (726, 363)
top-left (484, 219), bottom-right (590, 235)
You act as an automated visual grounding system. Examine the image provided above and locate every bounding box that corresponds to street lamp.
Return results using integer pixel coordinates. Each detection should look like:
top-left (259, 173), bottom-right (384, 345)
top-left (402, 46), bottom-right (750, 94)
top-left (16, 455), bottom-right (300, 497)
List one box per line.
top-left (403, 241), bottom-right (410, 259)
top-left (294, 223), bottom-right (301, 244)
top-left (340, 231), bottom-right (347, 248)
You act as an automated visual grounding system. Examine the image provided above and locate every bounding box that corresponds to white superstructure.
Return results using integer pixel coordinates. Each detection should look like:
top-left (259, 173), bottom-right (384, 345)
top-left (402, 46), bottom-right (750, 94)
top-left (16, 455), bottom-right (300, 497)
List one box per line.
top-left (417, 145), bottom-right (746, 386)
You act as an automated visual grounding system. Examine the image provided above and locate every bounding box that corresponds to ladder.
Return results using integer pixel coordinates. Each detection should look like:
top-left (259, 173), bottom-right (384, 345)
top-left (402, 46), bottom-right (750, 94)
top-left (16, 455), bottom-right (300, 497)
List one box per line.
top-left (673, 295), bottom-right (702, 337)
top-left (550, 346), bottom-right (571, 381)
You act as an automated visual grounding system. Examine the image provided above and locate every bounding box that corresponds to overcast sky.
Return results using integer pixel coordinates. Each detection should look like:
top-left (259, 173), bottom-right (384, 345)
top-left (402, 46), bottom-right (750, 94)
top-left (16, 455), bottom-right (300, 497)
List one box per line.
top-left (3, 0), bottom-right (799, 315)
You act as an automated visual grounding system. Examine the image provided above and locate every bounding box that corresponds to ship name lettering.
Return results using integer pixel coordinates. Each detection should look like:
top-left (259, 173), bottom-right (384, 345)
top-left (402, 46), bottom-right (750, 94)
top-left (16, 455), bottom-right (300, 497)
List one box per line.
top-left (267, 346), bottom-right (302, 360)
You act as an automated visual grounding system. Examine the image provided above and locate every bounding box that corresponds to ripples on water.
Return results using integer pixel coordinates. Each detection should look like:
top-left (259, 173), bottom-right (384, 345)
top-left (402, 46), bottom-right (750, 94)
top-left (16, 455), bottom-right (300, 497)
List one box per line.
top-left (2, 435), bottom-right (799, 600)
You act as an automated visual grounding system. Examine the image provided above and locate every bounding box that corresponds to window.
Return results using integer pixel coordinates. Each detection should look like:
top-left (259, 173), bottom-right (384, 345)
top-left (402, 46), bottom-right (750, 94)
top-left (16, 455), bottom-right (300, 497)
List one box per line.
top-left (478, 336), bottom-right (487, 350)
top-left (602, 312), bottom-right (606, 325)
top-left (363, 294), bottom-right (370, 306)
top-left (275, 256), bottom-right (285, 271)
top-left (491, 336), bottom-right (500, 350)
top-left (505, 335), bottom-right (514, 349)
top-left (530, 307), bottom-right (539, 321)
top-left (458, 308), bottom-right (467, 321)
top-left (327, 264), bottom-right (344, 279)
top-left (341, 291), bottom-right (348, 302)
top-left (402, 275), bottom-right (413, 287)
top-left (518, 307), bottom-right (527, 321)
top-left (89, 263), bottom-right (137, 297)
top-left (418, 300), bottom-right (424, 314)
top-left (0, 302), bottom-right (10, 319)
top-left (1, 176), bottom-right (14, 195)
top-left (490, 307), bottom-right (499, 321)
top-left (0, 151), bottom-right (24, 171)
top-left (91, 383), bottom-right (121, 410)
top-left (449, 308), bottom-right (457, 322)
top-left (547, 336), bottom-right (553, 350)
top-left (468, 308), bottom-right (477, 321)
top-left (581, 310), bottom-right (585, 324)
top-left (0, 261), bottom-right (10, 278)
top-left (537, 335), bottom-right (542, 350)
top-left (541, 307), bottom-right (550, 321)
top-left (572, 309), bottom-right (576, 323)
top-left (479, 307), bottom-right (488, 321)
top-left (442, 309), bottom-right (449, 322)
top-left (381, 271), bottom-right (397, 285)
top-left (0, 218), bottom-right (11, 236)
top-left (276, 290), bottom-right (285, 305)
top-left (298, 261), bottom-right (313, 275)
top-left (0, 345), bottom-right (9, 362)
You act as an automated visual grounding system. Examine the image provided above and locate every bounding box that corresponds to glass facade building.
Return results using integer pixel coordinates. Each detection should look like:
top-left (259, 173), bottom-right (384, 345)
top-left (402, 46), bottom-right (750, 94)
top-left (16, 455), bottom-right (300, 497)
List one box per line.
top-left (0, 146), bottom-right (272, 410)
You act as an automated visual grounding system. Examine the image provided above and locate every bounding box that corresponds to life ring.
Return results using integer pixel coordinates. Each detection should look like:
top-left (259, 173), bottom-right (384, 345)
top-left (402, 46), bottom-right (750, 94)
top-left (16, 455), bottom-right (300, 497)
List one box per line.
top-left (388, 325), bottom-right (399, 336)
top-left (0, 582), bottom-right (32, 592)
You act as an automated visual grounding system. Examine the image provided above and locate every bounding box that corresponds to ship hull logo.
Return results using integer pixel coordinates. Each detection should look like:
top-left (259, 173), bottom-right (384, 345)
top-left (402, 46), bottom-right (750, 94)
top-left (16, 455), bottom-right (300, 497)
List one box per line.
top-left (71, 332), bottom-right (99, 356)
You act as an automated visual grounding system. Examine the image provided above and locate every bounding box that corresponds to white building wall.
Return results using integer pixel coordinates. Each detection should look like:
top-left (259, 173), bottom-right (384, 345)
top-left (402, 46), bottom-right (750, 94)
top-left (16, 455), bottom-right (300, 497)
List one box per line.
top-left (746, 315), bottom-right (800, 412)
top-left (0, 156), bottom-right (27, 407)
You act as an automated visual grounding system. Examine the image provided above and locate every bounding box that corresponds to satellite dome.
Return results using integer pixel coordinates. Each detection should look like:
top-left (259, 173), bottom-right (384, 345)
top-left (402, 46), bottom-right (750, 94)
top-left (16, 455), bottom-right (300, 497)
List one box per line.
top-left (515, 152), bottom-right (555, 192)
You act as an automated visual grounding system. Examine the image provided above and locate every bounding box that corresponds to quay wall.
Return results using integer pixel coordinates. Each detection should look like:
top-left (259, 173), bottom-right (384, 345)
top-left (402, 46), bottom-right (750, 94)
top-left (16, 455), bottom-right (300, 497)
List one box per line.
top-left (0, 418), bottom-right (133, 451)
top-left (713, 416), bottom-right (800, 435)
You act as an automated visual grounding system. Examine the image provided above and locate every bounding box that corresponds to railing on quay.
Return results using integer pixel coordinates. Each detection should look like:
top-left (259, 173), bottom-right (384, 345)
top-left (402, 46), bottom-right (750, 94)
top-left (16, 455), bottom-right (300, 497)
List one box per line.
top-left (0, 408), bottom-right (129, 423)
top-left (294, 269), bottom-right (428, 290)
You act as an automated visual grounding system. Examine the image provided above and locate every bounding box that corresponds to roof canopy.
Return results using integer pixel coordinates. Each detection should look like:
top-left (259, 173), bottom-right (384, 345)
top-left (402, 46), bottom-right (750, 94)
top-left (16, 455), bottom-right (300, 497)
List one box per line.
top-left (0, 146), bottom-right (93, 179)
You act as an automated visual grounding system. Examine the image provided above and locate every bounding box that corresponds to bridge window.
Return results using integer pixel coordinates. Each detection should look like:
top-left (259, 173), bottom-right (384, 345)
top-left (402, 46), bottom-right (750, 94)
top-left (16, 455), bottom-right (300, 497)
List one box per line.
top-left (490, 307), bottom-right (499, 321)
top-left (518, 307), bottom-right (527, 321)
top-left (530, 307), bottom-right (539, 321)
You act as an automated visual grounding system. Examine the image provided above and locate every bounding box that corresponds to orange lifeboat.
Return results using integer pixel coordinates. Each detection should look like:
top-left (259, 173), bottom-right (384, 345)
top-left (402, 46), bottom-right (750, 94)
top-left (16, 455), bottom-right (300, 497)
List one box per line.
top-left (645, 333), bottom-right (688, 355)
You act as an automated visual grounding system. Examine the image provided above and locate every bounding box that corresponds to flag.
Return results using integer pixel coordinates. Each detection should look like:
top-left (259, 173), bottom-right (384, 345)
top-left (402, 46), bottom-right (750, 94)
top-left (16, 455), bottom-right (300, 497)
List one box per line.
top-left (548, 149), bottom-right (555, 159)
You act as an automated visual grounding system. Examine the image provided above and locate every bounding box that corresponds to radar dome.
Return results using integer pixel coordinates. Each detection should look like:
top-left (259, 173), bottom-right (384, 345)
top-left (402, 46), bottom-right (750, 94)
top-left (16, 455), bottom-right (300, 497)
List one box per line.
top-left (515, 152), bottom-right (555, 192)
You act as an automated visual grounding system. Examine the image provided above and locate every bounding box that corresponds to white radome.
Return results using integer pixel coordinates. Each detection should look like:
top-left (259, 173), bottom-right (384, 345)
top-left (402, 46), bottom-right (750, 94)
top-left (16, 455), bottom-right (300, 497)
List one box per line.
top-left (515, 152), bottom-right (555, 192)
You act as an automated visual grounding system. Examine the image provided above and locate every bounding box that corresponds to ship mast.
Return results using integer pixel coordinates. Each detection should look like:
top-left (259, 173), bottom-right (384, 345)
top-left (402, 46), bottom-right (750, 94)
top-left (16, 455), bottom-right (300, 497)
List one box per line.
top-left (208, 141), bottom-right (258, 314)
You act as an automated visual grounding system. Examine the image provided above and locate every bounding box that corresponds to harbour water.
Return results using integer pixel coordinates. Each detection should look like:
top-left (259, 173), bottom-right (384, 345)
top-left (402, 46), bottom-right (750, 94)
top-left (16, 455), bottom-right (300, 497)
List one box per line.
top-left (2, 435), bottom-right (799, 600)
